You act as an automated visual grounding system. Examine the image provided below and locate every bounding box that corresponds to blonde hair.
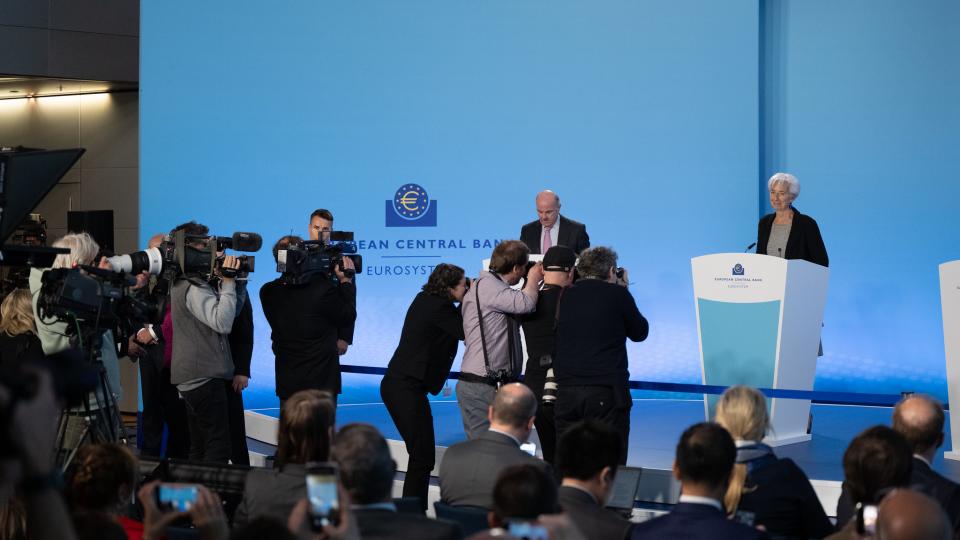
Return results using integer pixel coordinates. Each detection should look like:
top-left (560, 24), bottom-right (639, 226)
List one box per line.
top-left (0, 289), bottom-right (36, 337)
top-left (715, 385), bottom-right (770, 514)
top-left (51, 232), bottom-right (100, 269)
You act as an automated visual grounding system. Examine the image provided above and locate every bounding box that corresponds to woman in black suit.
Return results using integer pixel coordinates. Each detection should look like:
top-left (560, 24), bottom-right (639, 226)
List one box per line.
top-left (716, 386), bottom-right (833, 539)
top-left (756, 172), bottom-right (829, 267)
top-left (381, 264), bottom-right (468, 512)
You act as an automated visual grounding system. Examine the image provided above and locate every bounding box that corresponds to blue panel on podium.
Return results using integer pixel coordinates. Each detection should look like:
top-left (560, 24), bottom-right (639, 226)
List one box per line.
top-left (699, 298), bottom-right (780, 416)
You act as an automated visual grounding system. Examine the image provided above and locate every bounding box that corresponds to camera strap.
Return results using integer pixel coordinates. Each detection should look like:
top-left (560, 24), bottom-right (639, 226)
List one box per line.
top-left (474, 276), bottom-right (494, 379)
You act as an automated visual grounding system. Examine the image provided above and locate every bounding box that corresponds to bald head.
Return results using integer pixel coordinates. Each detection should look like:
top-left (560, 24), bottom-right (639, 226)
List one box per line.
top-left (877, 489), bottom-right (951, 540)
top-left (535, 190), bottom-right (561, 229)
top-left (490, 383), bottom-right (537, 430)
top-left (892, 395), bottom-right (944, 456)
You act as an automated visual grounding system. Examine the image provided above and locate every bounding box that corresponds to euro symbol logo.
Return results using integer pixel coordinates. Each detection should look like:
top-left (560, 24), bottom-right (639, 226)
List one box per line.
top-left (399, 191), bottom-right (422, 212)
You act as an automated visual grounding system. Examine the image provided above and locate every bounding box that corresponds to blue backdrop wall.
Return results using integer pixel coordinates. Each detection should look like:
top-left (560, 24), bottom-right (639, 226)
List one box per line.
top-left (141, 0), bottom-right (958, 408)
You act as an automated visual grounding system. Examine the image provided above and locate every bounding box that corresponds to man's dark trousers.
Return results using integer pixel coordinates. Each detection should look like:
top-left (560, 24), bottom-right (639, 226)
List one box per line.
top-left (554, 384), bottom-right (631, 465)
top-left (181, 378), bottom-right (231, 463)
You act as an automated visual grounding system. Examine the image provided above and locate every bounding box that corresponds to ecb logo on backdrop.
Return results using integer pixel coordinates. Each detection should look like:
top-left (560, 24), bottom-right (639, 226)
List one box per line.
top-left (385, 183), bottom-right (438, 227)
top-left (732, 263), bottom-right (745, 276)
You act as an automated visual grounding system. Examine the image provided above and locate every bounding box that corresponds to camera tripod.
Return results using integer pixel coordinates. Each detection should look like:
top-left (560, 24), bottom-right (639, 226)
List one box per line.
top-left (54, 329), bottom-right (128, 471)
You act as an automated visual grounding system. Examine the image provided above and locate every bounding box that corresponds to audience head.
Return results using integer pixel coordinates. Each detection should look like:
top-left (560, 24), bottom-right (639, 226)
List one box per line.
top-left (231, 516), bottom-right (297, 540)
top-left (488, 383), bottom-right (538, 442)
top-left (576, 246), bottom-right (618, 281)
top-left (271, 235), bottom-right (304, 264)
top-left (422, 263), bottom-right (467, 302)
top-left (843, 425), bottom-right (913, 506)
top-left (715, 385), bottom-right (769, 442)
top-left (0, 289), bottom-right (36, 337)
top-left (65, 443), bottom-right (138, 515)
top-left (276, 389), bottom-right (336, 468)
top-left (331, 423), bottom-right (396, 505)
top-left (674, 422), bottom-right (736, 500)
top-left (892, 394), bottom-right (945, 458)
top-left (556, 420), bottom-right (621, 504)
top-left (488, 240), bottom-right (530, 282)
top-left (876, 489), bottom-right (951, 540)
top-left (51, 232), bottom-right (100, 269)
top-left (490, 464), bottom-right (558, 528)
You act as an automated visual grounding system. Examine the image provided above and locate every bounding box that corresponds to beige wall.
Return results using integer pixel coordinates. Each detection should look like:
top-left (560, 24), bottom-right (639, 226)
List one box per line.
top-left (0, 90), bottom-right (141, 411)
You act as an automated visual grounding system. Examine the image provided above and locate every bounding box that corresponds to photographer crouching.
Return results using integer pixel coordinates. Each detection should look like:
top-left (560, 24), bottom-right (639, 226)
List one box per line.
top-left (169, 223), bottom-right (244, 464)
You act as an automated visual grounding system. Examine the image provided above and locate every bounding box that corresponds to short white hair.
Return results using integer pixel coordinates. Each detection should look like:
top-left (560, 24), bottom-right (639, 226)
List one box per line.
top-left (51, 232), bottom-right (100, 269)
top-left (767, 172), bottom-right (800, 197)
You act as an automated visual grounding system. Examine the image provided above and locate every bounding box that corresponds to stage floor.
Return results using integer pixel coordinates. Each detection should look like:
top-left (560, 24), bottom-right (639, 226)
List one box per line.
top-left (248, 398), bottom-right (960, 481)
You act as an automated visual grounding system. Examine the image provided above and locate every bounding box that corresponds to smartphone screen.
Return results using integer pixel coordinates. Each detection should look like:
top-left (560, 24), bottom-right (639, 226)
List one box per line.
top-left (507, 521), bottom-right (550, 540)
top-left (306, 464), bottom-right (340, 530)
top-left (156, 484), bottom-right (198, 512)
top-left (857, 504), bottom-right (878, 535)
top-left (519, 442), bottom-right (537, 457)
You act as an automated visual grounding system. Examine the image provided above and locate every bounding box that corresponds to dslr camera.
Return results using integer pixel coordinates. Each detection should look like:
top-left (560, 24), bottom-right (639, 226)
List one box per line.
top-left (105, 230), bottom-right (261, 281)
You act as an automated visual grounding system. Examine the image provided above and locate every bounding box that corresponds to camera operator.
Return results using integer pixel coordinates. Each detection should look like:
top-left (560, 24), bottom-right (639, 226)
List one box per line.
top-left (125, 233), bottom-right (190, 459)
top-left (308, 209), bottom-right (354, 356)
top-left (169, 222), bottom-right (241, 464)
top-left (28, 232), bottom-right (123, 449)
top-left (519, 245), bottom-right (577, 465)
top-left (457, 240), bottom-right (541, 440)
top-left (260, 235), bottom-right (357, 409)
top-left (553, 246), bottom-right (648, 465)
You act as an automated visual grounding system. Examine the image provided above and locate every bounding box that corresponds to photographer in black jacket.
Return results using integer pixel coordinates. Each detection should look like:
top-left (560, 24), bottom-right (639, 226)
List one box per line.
top-left (260, 235), bottom-right (357, 408)
top-left (553, 246), bottom-right (648, 465)
top-left (519, 245), bottom-right (577, 465)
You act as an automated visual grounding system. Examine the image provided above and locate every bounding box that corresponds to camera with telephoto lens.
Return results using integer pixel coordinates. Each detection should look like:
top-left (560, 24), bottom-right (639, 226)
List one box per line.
top-left (276, 232), bottom-right (362, 285)
top-left (105, 230), bottom-right (261, 281)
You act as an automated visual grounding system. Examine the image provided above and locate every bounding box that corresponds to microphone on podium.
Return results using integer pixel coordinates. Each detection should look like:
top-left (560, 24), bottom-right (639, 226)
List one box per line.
top-left (778, 247), bottom-right (783, 258)
top-left (744, 242), bottom-right (757, 253)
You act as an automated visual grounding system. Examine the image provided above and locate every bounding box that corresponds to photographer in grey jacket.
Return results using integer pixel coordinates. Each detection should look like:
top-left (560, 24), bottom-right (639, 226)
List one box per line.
top-left (170, 223), bottom-right (241, 463)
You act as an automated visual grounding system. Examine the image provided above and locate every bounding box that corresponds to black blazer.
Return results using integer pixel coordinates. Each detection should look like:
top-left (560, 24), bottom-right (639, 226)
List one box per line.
top-left (558, 486), bottom-right (632, 540)
top-left (355, 508), bottom-right (463, 540)
top-left (260, 275), bottom-right (357, 398)
top-left (386, 292), bottom-right (464, 395)
top-left (520, 215), bottom-right (590, 255)
top-left (756, 207), bottom-right (829, 267)
top-left (735, 457), bottom-right (833, 539)
top-left (631, 502), bottom-right (769, 540)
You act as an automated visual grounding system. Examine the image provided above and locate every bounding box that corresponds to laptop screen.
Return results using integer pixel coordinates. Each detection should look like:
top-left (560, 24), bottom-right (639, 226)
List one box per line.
top-left (605, 466), bottom-right (642, 510)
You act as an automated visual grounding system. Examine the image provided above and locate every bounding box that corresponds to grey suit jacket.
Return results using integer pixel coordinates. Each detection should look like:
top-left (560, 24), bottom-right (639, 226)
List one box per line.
top-left (558, 486), bottom-right (632, 540)
top-left (439, 430), bottom-right (552, 509)
top-left (233, 463), bottom-right (306, 526)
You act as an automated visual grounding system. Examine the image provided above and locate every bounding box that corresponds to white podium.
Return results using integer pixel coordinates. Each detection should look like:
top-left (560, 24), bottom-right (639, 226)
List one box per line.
top-left (940, 261), bottom-right (960, 460)
top-left (691, 253), bottom-right (829, 446)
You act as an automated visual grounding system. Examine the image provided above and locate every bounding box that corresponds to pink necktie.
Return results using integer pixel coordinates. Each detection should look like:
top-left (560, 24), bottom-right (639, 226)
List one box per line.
top-left (542, 226), bottom-right (552, 253)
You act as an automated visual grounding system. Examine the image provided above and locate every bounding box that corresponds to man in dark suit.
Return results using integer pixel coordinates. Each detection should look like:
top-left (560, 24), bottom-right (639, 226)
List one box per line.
top-left (837, 395), bottom-right (960, 529)
top-left (333, 423), bottom-right (462, 540)
top-left (519, 190), bottom-right (590, 255)
top-left (557, 420), bottom-right (632, 540)
top-left (632, 423), bottom-right (767, 540)
top-left (440, 383), bottom-right (552, 509)
top-left (260, 235), bottom-right (357, 408)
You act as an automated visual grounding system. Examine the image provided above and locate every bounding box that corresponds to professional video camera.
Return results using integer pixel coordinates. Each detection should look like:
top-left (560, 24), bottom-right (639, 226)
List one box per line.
top-left (276, 231), bottom-right (362, 285)
top-left (105, 230), bottom-right (262, 282)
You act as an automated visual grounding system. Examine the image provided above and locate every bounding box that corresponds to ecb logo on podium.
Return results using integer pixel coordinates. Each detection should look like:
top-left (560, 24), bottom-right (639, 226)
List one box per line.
top-left (386, 183), bottom-right (438, 227)
top-left (732, 263), bottom-right (745, 276)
